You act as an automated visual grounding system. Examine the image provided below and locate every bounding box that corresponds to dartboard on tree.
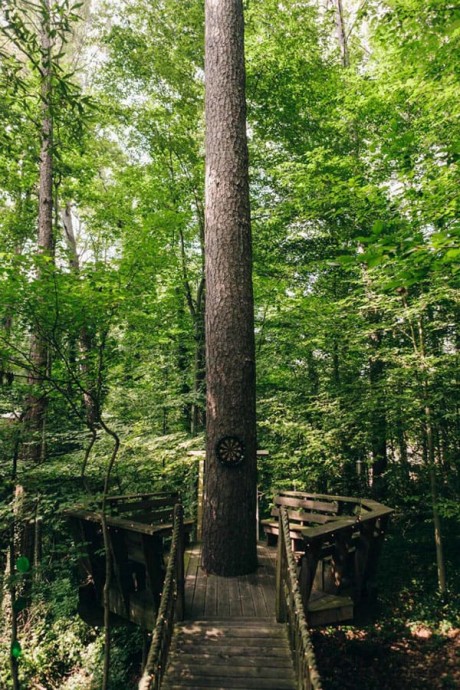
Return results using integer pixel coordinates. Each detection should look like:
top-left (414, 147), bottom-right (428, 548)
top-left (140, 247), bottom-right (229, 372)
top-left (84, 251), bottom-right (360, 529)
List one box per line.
top-left (215, 435), bottom-right (245, 467)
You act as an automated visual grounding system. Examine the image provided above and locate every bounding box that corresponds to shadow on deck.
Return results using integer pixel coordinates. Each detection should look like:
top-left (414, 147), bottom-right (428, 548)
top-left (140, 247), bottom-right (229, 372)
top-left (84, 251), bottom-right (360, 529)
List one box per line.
top-left (162, 543), bottom-right (296, 690)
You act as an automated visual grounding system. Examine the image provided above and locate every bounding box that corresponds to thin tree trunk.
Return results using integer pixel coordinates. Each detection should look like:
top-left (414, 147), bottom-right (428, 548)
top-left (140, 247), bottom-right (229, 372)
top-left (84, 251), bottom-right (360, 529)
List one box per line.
top-left (403, 299), bottom-right (447, 594)
top-left (417, 319), bottom-right (446, 594)
top-left (334, 0), bottom-right (349, 67)
top-left (191, 281), bottom-right (205, 435)
top-left (7, 430), bottom-right (22, 690)
top-left (62, 203), bottom-right (98, 427)
top-left (202, 0), bottom-right (257, 576)
top-left (369, 329), bottom-right (387, 497)
top-left (23, 0), bottom-right (54, 463)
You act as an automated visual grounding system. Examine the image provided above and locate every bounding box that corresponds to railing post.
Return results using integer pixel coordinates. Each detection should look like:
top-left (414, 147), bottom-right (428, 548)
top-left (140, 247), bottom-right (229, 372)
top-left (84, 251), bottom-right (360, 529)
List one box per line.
top-left (276, 506), bottom-right (287, 623)
top-left (299, 543), bottom-right (320, 614)
top-left (175, 504), bottom-right (185, 621)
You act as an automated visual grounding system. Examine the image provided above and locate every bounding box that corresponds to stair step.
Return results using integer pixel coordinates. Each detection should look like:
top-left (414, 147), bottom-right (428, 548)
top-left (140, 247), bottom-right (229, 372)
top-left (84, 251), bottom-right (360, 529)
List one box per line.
top-left (172, 652), bottom-right (293, 667)
top-left (163, 617), bottom-right (296, 690)
top-left (170, 643), bottom-right (292, 656)
top-left (166, 663), bottom-right (295, 679)
top-left (163, 678), bottom-right (296, 689)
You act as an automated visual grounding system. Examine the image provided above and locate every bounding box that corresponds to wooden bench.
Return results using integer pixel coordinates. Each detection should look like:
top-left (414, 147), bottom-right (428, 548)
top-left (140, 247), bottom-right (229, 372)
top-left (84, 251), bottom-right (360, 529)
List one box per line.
top-left (265, 490), bottom-right (393, 626)
top-left (262, 491), bottom-right (342, 552)
top-left (66, 492), bottom-right (194, 628)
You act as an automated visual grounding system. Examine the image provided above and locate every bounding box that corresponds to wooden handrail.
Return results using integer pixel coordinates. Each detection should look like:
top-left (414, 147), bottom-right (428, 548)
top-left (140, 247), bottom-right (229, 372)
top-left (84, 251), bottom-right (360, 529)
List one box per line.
top-left (138, 504), bottom-right (185, 690)
top-left (276, 505), bottom-right (323, 690)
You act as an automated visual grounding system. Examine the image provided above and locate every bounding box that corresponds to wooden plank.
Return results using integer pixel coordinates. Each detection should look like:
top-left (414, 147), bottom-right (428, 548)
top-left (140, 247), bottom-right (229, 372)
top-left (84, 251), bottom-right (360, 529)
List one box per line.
top-left (262, 520), bottom-right (322, 536)
top-left (191, 565), bottom-right (207, 619)
top-left (227, 573), bottom-right (242, 618)
top-left (182, 543), bottom-right (279, 621)
top-left (275, 495), bottom-right (339, 514)
top-left (299, 542), bottom-right (320, 611)
top-left (107, 491), bottom-right (178, 503)
top-left (179, 618), bottom-right (279, 626)
top-left (301, 517), bottom-right (357, 541)
top-left (162, 677), bottom-right (295, 689)
top-left (245, 569), bottom-right (269, 618)
top-left (175, 627), bottom-right (285, 639)
top-left (203, 572), bottom-right (218, 618)
top-left (165, 664), bottom-right (294, 679)
top-left (142, 533), bottom-right (164, 606)
top-left (108, 527), bottom-right (132, 613)
top-left (65, 510), bottom-right (194, 537)
top-left (215, 568), bottom-right (231, 618)
top-left (256, 552), bottom-right (276, 617)
top-left (307, 592), bottom-right (353, 627)
top-left (237, 574), bottom-right (256, 618)
top-left (171, 653), bottom-right (292, 668)
top-left (184, 549), bottom-right (200, 615)
top-left (112, 498), bottom-right (176, 513)
top-left (171, 642), bottom-right (292, 655)
top-left (271, 509), bottom-right (339, 524)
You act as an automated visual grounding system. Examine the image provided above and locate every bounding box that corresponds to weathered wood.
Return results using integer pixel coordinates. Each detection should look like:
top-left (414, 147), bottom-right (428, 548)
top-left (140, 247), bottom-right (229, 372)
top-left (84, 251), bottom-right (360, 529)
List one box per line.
top-left (67, 494), bottom-right (189, 631)
top-left (275, 495), bottom-right (339, 514)
top-left (186, 544), bottom-right (275, 620)
top-left (163, 614), bottom-right (296, 690)
top-left (271, 507), bottom-right (339, 524)
top-left (108, 528), bottom-right (132, 614)
top-left (307, 592), bottom-right (353, 627)
top-left (163, 679), bottom-right (295, 690)
top-left (107, 491), bottom-right (177, 503)
top-left (264, 490), bottom-right (392, 637)
top-left (170, 653), bottom-right (293, 667)
top-left (276, 515), bottom-right (287, 623)
top-left (299, 543), bottom-right (321, 612)
top-left (66, 508), bottom-right (193, 537)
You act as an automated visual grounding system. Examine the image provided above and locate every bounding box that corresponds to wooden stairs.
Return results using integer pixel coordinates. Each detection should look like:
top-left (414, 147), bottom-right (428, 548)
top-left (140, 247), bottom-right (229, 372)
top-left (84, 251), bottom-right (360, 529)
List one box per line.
top-left (162, 618), bottom-right (296, 690)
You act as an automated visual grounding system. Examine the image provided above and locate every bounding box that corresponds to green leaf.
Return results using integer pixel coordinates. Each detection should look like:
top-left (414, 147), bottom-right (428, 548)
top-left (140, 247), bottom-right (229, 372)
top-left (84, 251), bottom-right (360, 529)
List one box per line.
top-left (16, 556), bottom-right (30, 573)
top-left (13, 597), bottom-right (28, 613)
top-left (11, 640), bottom-right (22, 659)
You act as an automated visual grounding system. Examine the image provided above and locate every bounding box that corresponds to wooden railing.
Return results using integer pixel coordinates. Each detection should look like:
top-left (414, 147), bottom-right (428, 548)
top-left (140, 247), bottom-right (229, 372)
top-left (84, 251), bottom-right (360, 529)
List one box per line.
top-left (276, 505), bottom-right (323, 690)
top-left (138, 503), bottom-right (185, 690)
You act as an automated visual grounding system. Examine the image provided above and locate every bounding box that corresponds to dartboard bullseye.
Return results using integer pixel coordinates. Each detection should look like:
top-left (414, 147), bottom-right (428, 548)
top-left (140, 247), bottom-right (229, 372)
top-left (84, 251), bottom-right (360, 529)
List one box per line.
top-left (215, 435), bottom-right (245, 467)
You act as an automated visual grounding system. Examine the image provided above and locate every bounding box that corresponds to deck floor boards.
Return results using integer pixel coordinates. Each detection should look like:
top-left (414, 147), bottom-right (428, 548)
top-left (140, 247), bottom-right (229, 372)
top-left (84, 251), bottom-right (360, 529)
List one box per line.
top-left (183, 543), bottom-right (277, 620)
top-left (162, 543), bottom-right (296, 690)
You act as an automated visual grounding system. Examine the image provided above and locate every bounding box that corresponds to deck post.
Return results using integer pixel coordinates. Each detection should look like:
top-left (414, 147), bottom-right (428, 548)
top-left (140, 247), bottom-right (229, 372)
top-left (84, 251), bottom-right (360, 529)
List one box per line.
top-left (175, 504), bottom-right (185, 621)
top-left (299, 543), bottom-right (320, 613)
top-left (276, 513), bottom-right (287, 623)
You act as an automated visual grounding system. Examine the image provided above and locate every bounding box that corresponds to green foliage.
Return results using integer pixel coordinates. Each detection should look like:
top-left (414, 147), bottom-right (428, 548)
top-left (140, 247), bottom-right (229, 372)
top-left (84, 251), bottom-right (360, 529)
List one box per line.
top-left (0, 0), bottom-right (458, 687)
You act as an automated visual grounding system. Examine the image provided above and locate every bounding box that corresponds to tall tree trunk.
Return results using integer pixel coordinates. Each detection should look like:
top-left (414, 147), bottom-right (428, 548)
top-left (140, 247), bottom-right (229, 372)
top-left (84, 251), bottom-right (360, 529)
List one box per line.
top-left (334, 0), bottom-right (349, 67)
top-left (417, 319), bottom-right (446, 594)
top-left (61, 203), bottom-right (98, 427)
top-left (369, 329), bottom-right (387, 497)
top-left (191, 281), bottom-right (205, 435)
top-left (202, 0), bottom-right (257, 576)
top-left (403, 299), bottom-right (447, 594)
top-left (23, 0), bottom-right (54, 463)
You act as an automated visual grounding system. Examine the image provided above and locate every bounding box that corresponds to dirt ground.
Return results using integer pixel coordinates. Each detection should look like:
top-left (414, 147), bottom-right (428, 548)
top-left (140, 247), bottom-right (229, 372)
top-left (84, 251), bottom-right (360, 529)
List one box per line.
top-left (312, 625), bottom-right (460, 690)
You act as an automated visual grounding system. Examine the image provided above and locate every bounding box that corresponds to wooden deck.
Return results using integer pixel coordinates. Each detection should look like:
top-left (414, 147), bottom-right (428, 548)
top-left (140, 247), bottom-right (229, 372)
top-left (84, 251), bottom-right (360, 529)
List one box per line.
top-left (184, 543), bottom-right (278, 620)
top-left (162, 543), bottom-right (296, 690)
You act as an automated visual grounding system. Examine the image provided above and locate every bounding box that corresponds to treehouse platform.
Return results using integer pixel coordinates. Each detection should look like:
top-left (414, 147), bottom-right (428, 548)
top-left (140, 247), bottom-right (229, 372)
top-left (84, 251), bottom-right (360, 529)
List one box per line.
top-left (162, 543), bottom-right (296, 690)
top-left (67, 491), bottom-right (392, 689)
top-left (66, 492), bottom-right (194, 628)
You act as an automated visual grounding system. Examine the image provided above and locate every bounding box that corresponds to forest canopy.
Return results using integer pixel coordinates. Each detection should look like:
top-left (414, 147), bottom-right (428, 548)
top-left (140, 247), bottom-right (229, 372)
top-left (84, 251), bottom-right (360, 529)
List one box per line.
top-left (0, 0), bottom-right (459, 688)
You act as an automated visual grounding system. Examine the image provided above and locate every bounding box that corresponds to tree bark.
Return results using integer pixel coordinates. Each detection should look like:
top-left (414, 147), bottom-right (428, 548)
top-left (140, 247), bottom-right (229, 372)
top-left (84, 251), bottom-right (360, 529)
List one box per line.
top-left (202, 0), bottom-right (257, 576)
top-left (61, 202), bottom-right (98, 427)
top-left (369, 329), bottom-right (387, 497)
top-left (334, 0), bottom-right (349, 67)
top-left (23, 0), bottom-right (54, 463)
